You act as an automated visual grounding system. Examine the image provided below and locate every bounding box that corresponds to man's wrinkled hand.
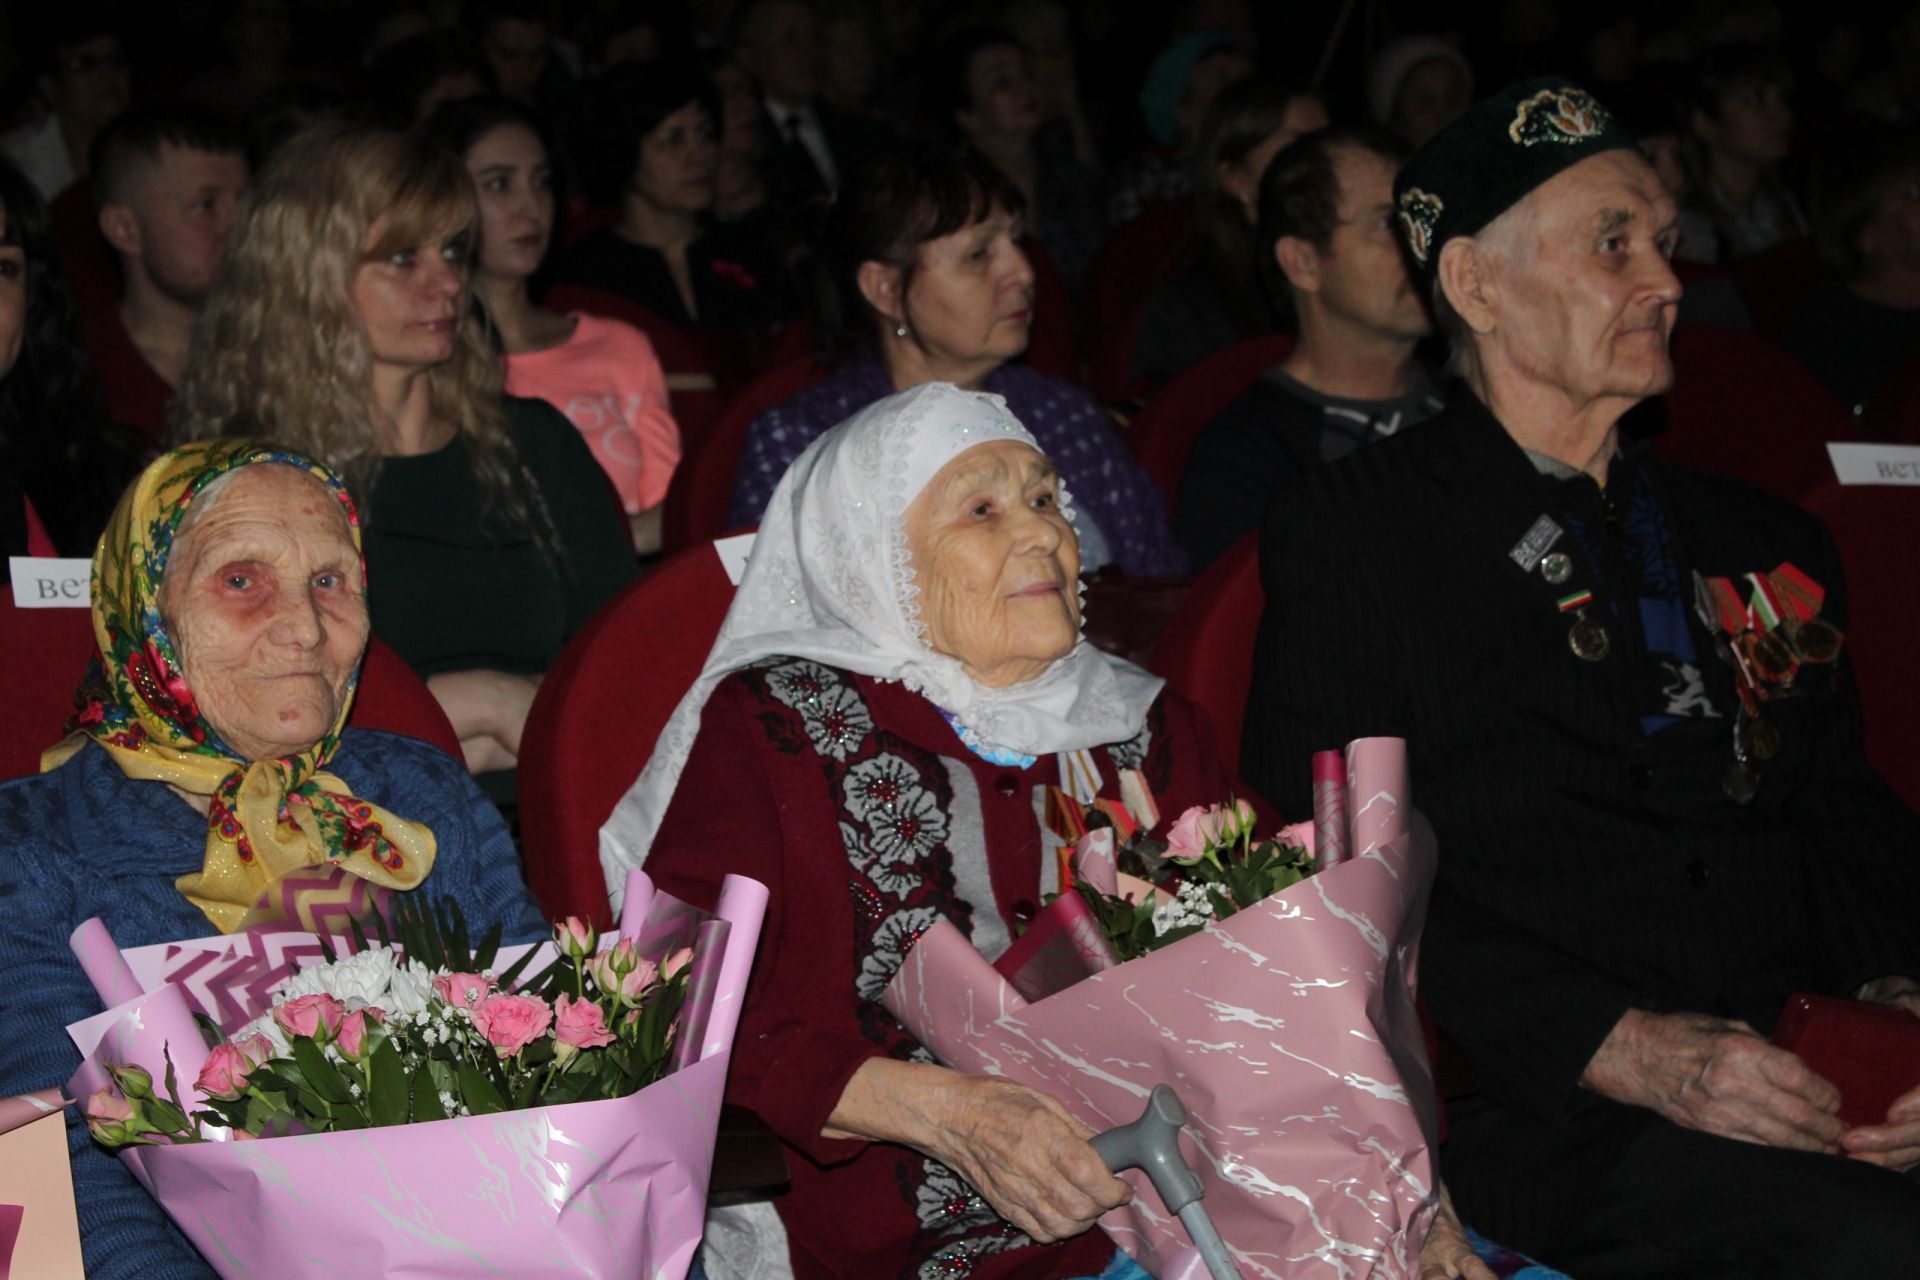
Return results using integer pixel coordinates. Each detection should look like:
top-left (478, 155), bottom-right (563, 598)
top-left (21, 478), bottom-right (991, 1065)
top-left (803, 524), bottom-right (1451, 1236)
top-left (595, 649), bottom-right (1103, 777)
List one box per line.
top-left (1581, 1009), bottom-right (1845, 1153)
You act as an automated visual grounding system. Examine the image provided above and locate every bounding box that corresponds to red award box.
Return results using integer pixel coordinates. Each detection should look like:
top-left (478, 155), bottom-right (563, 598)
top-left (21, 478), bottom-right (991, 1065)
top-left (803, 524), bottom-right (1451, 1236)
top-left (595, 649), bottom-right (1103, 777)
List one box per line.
top-left (1771, 993), bottom-right (1920, 1128)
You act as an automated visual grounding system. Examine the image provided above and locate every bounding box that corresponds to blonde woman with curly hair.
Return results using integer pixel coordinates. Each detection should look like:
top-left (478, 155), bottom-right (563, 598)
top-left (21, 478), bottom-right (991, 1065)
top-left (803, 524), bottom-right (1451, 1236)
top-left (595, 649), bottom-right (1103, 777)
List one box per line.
top-left (172, 122), bottom-right (636, 797)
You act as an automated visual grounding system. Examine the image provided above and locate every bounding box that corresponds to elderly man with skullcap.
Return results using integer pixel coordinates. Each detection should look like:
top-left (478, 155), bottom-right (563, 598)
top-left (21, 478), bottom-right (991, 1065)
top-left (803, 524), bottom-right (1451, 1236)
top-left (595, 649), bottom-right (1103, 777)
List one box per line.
top-left (1242, 79), bottom-right (1920, 1275)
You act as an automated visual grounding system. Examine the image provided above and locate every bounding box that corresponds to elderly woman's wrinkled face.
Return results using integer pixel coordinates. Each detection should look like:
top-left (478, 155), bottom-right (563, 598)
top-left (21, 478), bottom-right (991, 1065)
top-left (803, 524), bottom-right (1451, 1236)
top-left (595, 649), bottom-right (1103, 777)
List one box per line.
top-left (904, 440), bottom-right (1080, 689)
top-left (160, 465), bottom-right (368, 762)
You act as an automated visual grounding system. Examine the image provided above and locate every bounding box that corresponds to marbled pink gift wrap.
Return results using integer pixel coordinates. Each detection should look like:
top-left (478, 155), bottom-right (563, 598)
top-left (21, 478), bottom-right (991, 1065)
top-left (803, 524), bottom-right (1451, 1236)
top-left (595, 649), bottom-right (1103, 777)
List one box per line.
top-left (60, 871), bottom-right (767, 1280)
top-left (883, 738), bottom-right (1439, 1279)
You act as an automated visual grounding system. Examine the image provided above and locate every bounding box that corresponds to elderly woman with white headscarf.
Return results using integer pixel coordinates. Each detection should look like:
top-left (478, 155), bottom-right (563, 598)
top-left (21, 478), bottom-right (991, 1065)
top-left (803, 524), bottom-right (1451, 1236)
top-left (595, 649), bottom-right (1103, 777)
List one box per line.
top-left (600, 383), bottom-right (1496, 1280)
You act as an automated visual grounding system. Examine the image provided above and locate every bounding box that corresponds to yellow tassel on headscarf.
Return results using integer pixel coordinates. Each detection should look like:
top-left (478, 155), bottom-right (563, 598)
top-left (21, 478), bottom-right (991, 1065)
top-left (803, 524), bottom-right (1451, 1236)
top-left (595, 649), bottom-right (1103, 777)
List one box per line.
top-left (44, 439), bottom-right (437, 933)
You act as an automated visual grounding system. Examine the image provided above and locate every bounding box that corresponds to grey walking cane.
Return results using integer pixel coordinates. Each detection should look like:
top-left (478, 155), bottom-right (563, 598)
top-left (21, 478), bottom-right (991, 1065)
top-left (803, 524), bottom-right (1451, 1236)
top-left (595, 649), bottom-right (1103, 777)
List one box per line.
top-left (1089, 1085), bottom-right (1244, 1280)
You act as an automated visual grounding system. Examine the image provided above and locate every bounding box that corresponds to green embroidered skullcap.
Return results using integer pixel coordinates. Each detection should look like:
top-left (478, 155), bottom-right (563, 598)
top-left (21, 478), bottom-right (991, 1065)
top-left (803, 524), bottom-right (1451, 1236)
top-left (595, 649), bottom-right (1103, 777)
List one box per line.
top-left (1392, 77), bottom-right (1639, 289)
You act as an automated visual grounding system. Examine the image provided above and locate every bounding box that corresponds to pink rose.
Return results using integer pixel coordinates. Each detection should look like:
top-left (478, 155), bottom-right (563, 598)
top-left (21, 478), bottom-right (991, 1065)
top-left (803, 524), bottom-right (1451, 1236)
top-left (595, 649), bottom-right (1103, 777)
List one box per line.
top-left (335, 1009), bottom-right (376, 1059)
top-left (1276, 820), bottom-right (1315, 856)
top-left (84, 1087), bottom-right (143, 1145)
top-left (1165, 804), bottom-right (1229, 864)
top-left (552, 993), bottom-right (616, 1050)
top-left (85, 1087), bottom-right (133, 1124)
top-left (661, 946), bottom-right (695, 980)
top-left (470, 993), bottom-right (553, 1057)
top-left (589, 952), bottom-right (658, 1006)
top-left (195, 1043), bottom-right (255, 1101)
top-left (432, 972), bottom-right (494, 1009)
top-left (1229, 797), bottom-right (1258, 841)
top-left (555, 916), bottom-right (598, 961)
top-left (273, 993), bottom-right (346, 1043)
top-left (232, 1033), bottom-right (275, 1065)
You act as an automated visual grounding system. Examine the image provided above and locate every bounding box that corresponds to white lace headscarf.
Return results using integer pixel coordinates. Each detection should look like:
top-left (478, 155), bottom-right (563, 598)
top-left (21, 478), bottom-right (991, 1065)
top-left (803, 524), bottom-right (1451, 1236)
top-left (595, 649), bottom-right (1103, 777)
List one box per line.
top-left (599, 382), bottom-right (1164, 905)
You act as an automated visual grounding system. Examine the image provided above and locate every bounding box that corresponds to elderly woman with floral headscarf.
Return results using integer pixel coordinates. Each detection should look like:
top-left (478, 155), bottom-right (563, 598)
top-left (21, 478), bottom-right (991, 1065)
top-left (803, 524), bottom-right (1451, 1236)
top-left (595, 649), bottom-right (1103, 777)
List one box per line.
top-left (0, 440), bottom-right (546, 1280)
top-left (604, 383), bottom-right (1496, 1280)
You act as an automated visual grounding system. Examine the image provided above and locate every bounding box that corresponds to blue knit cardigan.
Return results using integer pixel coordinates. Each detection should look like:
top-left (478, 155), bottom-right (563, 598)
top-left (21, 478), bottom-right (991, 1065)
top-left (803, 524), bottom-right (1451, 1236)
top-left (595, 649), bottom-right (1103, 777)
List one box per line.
top-left (0, 733), bottom-right (549, 1280)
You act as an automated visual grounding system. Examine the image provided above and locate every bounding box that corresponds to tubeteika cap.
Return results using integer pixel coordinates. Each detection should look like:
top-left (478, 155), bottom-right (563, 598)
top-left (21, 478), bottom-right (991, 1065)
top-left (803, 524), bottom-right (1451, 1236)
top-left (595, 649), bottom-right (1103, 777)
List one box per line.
top-left (1392, 77), bottom-right (1639, 289)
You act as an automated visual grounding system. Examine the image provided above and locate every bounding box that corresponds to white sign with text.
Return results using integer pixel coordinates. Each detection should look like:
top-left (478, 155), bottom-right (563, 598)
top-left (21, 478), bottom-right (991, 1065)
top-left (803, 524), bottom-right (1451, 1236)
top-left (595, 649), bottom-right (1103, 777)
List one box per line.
top-left (7, 557), bottom-right (92, 608)
top-left (1828, 443), bottom-right (1920, 486)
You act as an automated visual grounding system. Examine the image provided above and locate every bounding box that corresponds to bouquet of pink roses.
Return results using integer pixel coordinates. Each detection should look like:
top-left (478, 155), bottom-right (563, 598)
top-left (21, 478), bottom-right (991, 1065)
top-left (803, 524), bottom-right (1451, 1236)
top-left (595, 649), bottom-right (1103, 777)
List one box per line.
top-left (884, 738), bottom-right (1440, 1280)
top-left (65, 869), bottom-right (764, 1280)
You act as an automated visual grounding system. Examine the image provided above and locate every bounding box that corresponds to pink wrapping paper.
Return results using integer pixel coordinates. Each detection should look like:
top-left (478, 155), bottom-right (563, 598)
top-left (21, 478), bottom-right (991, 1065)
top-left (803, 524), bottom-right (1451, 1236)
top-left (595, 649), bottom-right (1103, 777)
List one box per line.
top-left (61, 871), bottom-right (767, 1280)
top-left (883, 738), bottom-right (1439, 1280)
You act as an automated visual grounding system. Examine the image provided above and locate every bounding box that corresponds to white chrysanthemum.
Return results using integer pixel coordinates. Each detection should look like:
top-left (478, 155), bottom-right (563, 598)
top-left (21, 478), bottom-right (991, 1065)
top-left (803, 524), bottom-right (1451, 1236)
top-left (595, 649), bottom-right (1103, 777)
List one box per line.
top-left (273, 945), bottom-right (403, 1010)
top-left (384, 963), bottom-right (433, 1016)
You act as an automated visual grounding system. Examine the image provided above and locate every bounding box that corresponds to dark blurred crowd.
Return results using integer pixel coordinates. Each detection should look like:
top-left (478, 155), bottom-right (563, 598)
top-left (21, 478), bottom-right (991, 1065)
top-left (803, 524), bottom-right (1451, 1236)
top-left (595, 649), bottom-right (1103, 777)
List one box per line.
top-left (5, 0), bottom-right (1920, 789)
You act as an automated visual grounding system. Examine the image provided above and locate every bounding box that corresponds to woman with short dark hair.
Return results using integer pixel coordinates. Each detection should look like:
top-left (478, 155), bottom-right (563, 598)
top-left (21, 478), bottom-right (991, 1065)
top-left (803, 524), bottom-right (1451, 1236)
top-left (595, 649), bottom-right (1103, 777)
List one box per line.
top-left (553, 62), bottom-right (784, 335)
top-left (1677, 44), bottom-right (1807, 264)
top-left (729, 145), bottom-right (1182, 576)
top-left (934, 26), bottom-right (1102, 288)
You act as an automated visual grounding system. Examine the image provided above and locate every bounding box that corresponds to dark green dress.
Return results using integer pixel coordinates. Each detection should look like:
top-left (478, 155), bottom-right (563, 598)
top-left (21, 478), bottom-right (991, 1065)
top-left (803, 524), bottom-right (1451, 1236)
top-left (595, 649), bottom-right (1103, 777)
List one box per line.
top-left (362, 396), bottom-right (638, 799)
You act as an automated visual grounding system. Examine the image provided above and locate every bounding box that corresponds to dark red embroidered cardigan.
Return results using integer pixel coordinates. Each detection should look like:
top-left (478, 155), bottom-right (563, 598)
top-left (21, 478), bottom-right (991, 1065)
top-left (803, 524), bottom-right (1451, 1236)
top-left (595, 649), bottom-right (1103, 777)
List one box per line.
top-left (645, 660), bottom-right (1238, 1280)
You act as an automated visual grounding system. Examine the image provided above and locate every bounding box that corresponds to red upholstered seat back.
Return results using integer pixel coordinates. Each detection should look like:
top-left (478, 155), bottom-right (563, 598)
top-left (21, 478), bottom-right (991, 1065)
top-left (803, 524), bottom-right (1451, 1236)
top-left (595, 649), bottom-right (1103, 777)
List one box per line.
top-left (1860, 351), bottom-right (1920, 445)
top-left (662, 357), bottom-right (822, 554)
top-left (1083, 198), bottom-right (1195, 404)
top-left (349, 638), bottom-right (463, 760)
top-left (1800, 483), bottom-right (1920, 811)
top-left (1655, 325), bottom-right (1849, 502)
top-left (1735, 236), bottom-right (1818, 340)
top-left (1021, 236), bottom-right (1081, 385)
top-left (1145, 534), bottom-right (1262, 766)
top-left (1130, 335), bottom-right (1294, 515)
top-left (518, 539), bottom-right (742, 924)
top-left (0, 584), bottom-right (460, 779)
top-left (0, 586), bottom-right (98, 779)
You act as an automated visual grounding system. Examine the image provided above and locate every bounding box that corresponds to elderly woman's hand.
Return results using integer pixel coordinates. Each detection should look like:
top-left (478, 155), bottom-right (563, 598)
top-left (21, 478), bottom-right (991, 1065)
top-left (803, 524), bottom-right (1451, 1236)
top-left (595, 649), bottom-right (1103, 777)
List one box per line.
top-left (1420, 1187), bottom-right (1497, 1280)
top-left (824, 1059), bottom-right (1131, 1243)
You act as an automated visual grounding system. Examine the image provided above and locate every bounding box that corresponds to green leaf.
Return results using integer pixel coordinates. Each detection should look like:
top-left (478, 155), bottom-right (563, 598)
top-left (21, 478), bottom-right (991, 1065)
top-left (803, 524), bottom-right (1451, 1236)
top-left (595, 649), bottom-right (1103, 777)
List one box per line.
top-left (327, 1101), bottom-right (368, 1130)
top-left (368, 1040), bottom-right (409, 1127)
top-left (348, 913), bottom-right (369, 955)
top-left (292, 1039), bottom-right (351, 1105)
top-left (410, 1071), bottom-right (446, 1123)
top-left (247, 1068), bottom-right (293, 1093)
top-left (458, 1060), bottom-right (507, 1115)
top-left (472, 920), bottom-right (503, 974)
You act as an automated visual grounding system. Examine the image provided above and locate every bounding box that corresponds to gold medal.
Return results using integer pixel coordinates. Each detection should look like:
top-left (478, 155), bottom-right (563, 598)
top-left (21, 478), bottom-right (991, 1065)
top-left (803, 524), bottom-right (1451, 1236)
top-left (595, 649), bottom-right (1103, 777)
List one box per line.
top-left (1568, 610), bottom-right (1610, 661)
top-left (1741, 714), bottom-right (1782, 761)
top-left (1785, 618), bottom-right (1841, 664)
top-left (1745, 632), bottom-right (1797, 682)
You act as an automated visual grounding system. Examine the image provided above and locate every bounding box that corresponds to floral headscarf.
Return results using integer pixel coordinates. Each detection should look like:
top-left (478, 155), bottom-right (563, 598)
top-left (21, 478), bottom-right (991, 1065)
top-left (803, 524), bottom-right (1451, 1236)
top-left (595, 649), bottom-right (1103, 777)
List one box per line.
top-left (42, 439), bottom-right (437, 933)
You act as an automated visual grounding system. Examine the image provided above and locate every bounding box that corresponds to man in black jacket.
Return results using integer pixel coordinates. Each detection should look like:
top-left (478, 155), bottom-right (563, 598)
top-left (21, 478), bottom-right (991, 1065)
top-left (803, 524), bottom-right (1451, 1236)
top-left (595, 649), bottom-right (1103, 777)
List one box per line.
top-left (1175, 125), bottom-right (1441, 569)
top-left (1242, 78), bottom-right (1920, 1275)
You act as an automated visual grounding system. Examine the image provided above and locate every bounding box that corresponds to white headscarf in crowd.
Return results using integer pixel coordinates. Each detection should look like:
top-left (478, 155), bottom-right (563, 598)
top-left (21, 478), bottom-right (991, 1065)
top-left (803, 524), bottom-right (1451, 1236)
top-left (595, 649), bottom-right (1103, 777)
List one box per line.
top-left (599, 382), bottom-right (1164, 905)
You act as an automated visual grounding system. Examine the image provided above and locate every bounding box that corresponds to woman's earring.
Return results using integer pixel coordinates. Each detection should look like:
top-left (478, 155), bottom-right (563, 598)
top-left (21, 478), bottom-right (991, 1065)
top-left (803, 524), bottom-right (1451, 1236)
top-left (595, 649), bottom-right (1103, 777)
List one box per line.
top-left (894, 324), bottom-right (908, 338)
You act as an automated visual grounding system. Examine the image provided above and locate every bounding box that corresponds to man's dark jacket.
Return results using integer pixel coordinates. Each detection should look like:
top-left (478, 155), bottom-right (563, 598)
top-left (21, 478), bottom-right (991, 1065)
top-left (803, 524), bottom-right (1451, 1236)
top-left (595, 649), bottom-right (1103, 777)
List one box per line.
top-left (1242, 389), bottom-right (1920, 1130)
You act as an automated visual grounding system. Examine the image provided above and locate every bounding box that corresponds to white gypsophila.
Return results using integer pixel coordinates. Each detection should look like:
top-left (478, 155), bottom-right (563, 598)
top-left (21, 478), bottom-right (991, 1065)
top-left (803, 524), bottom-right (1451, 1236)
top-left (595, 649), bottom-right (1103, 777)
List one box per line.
top-left (273, 945), bottom-right (404, 1011)
top-left (1150, 880), bottom-right (1216, 937)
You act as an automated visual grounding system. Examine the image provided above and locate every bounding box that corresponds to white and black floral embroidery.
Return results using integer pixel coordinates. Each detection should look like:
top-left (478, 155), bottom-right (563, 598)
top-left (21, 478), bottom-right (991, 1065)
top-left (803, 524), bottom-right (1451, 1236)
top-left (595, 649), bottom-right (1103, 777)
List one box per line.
top-left (766, 659), bottom-right (874, 760)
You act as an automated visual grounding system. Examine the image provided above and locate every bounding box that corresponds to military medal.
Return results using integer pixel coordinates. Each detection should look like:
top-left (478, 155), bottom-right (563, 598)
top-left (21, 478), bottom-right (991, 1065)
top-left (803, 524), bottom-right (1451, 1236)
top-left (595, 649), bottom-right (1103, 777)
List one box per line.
top-left (1558, 589), bottom-right (1609, 660)
top-left (1692, 562), bottom-right (1847, 795)
top-left (1539, 552), bottom-right (1572, 584)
